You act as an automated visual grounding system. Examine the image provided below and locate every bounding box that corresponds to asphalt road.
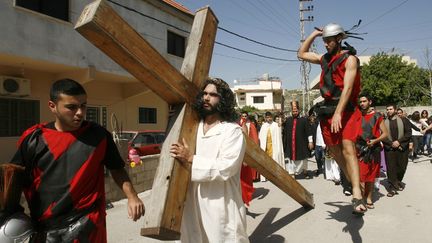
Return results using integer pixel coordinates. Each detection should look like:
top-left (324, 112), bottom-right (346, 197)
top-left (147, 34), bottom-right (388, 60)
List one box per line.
top-left (107, 157), bottom-right (432, 243)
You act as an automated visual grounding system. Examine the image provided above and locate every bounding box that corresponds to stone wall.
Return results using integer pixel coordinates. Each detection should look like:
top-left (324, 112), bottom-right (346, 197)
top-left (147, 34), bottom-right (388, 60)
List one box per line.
top-left (105, 154), bottom-right (159, 202)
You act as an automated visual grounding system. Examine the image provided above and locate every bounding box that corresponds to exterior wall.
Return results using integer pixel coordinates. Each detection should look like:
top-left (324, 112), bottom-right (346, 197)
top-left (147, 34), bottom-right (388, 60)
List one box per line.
top-left (0, 68), bottom-right (168, 161)
top-left (244, 91), bottom-right (276, 110)
top-left (0, 0), bottom-right (193, 162)
top-left (105, 155), bottom-right (159, 202)
top-left (0, 0), bottom-right (192, 75)
top-left (233, 80), bottom-right (283, 111)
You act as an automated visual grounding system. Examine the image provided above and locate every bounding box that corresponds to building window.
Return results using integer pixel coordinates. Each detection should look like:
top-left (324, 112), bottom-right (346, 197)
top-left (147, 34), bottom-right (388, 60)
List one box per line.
top-left (139, 107), bottom-right (157, 124)
top-left (16, 0), bottom-right (69, 21)
top-left (167, 31), bottom-right (185, 57)
top-left (240, 97), bottom-right (245, 101)
top-left (240, 92), bottom-right (245, 95)
top-left (0, 98), bottom-right (39, 137)
top-left (86, 106), bottom-right (107, 128)
top-left (253, 96), bottom-right (264, 104)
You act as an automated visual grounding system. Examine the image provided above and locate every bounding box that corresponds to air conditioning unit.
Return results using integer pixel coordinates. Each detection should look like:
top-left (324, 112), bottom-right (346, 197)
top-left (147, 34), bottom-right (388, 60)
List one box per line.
top-left (0, 76), bottom-right (31, 97)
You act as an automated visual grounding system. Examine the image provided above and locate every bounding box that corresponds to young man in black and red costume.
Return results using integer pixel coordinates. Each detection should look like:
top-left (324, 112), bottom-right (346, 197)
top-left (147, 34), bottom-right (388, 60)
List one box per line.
top-left (298, 23), bottom-right (366, 215)
top-left (357, 94), bottom-right (388, 209)
top-left (11, 79), bottom-right (144, 242)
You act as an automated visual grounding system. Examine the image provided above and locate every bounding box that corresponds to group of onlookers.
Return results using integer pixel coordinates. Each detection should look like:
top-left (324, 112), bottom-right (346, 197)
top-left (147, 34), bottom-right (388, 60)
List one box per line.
top-left (239, 102), bottom-right (432, 212)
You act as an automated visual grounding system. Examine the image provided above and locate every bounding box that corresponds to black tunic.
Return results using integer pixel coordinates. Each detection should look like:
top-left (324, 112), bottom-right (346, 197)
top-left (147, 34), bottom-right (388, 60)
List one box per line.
top-left (283, 116), bottom-right (312, 160)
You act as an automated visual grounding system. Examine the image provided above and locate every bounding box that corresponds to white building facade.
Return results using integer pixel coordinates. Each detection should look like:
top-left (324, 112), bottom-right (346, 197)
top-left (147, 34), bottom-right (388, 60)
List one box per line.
top-left (232, 75), bottom-right (284, 111)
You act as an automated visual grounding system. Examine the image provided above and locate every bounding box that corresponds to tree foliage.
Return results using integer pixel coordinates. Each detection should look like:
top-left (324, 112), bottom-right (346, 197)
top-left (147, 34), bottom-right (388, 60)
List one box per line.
top-left (360, 53), bottom-right (429, 106)
top-left (237, 105), bottom-right (259, 114)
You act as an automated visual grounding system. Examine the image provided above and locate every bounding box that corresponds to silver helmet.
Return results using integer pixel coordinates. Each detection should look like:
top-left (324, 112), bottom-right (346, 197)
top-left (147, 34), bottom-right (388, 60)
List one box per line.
top-left (0, 212), bottom-right (35, 243)
top-left (322, 23), bottom-right (347, 39)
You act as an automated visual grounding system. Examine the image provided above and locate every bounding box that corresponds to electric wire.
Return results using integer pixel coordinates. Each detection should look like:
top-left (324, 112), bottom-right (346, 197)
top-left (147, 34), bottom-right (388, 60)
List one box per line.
top-left (359, 0), bottom-right (410, 29)
top-left (227, 0), bottom-right (291, 36)
top-left (253, 0), bottom-right (299, 36)
top-left (218, 27), bottom-right (297, 52)
top-left (214, 53), bottom-right (294, 65)
top-left (245, 0), bottom-right (297, 37)
top-left (215, 42), bottom-right (299, 62)
top-left (107, 0), bottom-right (298, 61)
top-left (107, 0), bottom-right (190, 34)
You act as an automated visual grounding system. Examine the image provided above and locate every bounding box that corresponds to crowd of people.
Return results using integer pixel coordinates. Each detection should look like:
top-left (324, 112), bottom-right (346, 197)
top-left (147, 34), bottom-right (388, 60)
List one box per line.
top-left (2, 21), bottom-right (430, 242)
top-left (239, 96), bottom-right (431, 210)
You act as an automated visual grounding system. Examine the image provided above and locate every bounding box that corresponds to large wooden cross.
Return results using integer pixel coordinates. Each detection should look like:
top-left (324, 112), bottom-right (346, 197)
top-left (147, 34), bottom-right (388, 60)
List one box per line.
top-left (75, 0), bottom-right (314, 240)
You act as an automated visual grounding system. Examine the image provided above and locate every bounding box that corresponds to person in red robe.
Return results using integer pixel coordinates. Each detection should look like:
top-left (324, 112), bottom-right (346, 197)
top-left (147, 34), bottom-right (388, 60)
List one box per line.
top-left (239, 112), bottom-right (259, 206)
top-left (357, 94), bottom-right (388, 209)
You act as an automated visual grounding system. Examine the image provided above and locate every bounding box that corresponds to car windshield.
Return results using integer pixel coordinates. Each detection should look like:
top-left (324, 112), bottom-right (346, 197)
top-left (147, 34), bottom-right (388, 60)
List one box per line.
top-left (117, 132), bottom-right (136, 141)
top-left (155, 133), bottom-right (165, 143)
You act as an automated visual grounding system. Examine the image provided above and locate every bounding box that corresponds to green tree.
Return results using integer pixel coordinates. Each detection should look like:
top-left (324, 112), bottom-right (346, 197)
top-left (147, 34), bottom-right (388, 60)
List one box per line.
top-left (237, 105), bottom-right (259, 114)
top-left (361, 53), bottom-right (429, 106)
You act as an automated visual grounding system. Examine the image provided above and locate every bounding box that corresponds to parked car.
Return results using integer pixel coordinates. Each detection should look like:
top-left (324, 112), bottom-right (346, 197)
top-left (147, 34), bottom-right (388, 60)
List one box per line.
top-left (117, 130), bottom-right (165, 157)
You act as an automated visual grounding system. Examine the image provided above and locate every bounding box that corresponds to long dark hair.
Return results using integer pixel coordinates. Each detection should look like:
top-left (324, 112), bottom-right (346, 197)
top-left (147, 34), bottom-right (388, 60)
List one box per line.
top-left (411, 111), bottom-right (420, 122)
top-left (193, 78), bottom-right (237, 122)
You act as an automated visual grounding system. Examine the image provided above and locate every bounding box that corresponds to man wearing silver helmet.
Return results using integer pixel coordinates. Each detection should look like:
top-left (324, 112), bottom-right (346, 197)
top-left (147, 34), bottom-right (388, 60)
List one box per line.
top-left (298, 23), bottom-right (366, 215)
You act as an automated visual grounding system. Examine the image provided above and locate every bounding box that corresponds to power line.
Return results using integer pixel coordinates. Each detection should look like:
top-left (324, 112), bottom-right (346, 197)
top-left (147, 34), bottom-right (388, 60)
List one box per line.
top-left (253, 0), bottom-right (299, 36)
top-left (227, 1), bottom-right (292, 36)
top-left (274, 0), bottom-right (301, 27)
top-left (215, 42), bottom-right (299, 62)
top-left (359, 0), bottom-right (410, 29)
top-left (107, 0), bottom-right (190, 33)
top-left (245, 0), bottom-right (297, 38)
top-left (214, 52), bottom-right (293, 65)
top-left (218, 27), bottom-right (297, 52)
top-left (107, 0), bottom-right (299, 62)
top-left (221, 15), bottom-right (291, 36)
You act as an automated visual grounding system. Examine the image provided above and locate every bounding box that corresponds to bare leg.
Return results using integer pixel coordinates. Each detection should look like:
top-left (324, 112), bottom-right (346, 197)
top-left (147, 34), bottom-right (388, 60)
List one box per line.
top-left (360, 182), bottom-right (365, 197)
top-left (329, 141), bottom-right (366, 212)
top-left (365, 182), bottom-right (374, 205)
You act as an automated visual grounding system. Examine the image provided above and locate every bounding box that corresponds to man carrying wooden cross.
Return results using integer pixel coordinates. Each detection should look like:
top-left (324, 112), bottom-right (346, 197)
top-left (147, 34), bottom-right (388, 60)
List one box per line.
top-left (170, 78), bottom-right (248, 243)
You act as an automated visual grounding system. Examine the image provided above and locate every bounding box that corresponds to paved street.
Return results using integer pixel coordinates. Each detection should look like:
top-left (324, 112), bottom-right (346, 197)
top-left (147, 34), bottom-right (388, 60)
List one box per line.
top-left (107, 157), bottom-right (432, 243)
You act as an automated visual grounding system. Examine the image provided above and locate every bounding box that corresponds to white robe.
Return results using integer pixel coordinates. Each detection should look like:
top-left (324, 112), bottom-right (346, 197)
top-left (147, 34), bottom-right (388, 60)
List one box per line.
top-left (180, 121), bottom-right (248, 243)
top-left (258, 122), bottom-right (285, 168)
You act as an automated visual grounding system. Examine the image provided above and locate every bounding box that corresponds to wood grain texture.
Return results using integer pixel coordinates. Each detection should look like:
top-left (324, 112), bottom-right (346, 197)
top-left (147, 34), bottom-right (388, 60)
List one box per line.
top-left (243, 137), bottom-right (314, 209)
top-left (141, 7), bottom-right (218, 240)
top-left (75, 1), bottom-right (314, 240)
top-left (75, 0), bottom-right (198, 105)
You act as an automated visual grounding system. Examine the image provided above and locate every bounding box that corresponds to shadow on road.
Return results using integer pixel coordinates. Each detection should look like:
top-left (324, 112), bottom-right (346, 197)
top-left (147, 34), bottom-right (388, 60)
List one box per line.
top-left (324, 201), bottom-right (364, 243)
top-left (249, 207), bottom-right (311, 243)
top-left (252, 187), bottom-right (270, 200)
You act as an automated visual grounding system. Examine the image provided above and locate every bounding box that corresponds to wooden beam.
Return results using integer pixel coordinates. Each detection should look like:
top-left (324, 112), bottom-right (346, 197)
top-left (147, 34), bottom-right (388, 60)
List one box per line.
top-left (140, 7), bottom-right (218, 240)
top-left (75, 1), bottom-right (315, 240)
top-left (180, 7), bottom-right (218, 87)
top-left (74, 0), bottom-right (198, 105)
top-left (243, 137), bottom-right (314, 209)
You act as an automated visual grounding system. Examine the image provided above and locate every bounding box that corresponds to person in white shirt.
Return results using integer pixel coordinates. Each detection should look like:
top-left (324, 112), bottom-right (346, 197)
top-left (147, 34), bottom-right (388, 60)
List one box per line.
top-left (258, 111), bottom-right (285, 181)
top-left (170, 78), bottom-right (248, 243)
top-left (409, 111), bottom-right (428, 160)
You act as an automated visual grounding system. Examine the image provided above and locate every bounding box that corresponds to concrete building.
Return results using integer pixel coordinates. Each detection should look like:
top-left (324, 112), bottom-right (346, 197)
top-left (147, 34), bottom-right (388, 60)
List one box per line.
top-left (232, 74), bottom-right (284, 112)
top-left (0, 0), bottom-right (194, 162)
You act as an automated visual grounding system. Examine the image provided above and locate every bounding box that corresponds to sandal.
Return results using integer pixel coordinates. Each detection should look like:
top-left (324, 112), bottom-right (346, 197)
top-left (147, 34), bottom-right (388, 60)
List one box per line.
top-left (351, 198), bottom-right (367, 215)
top-left (386, 190), bottom-right (398, 197)
top-left (366, 203), bottom-right (375, 209)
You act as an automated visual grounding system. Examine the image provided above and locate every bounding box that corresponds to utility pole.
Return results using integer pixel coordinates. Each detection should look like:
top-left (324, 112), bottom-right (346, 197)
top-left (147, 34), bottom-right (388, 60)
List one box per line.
top-left (426, 48), bottom-right (432, 106)
top-left (299, 0), bottom-right (314, 114)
